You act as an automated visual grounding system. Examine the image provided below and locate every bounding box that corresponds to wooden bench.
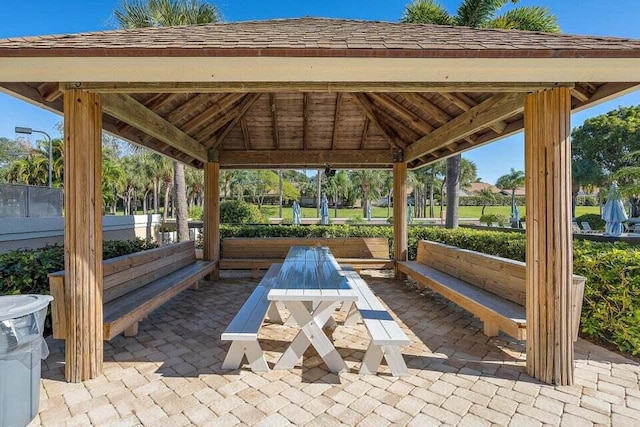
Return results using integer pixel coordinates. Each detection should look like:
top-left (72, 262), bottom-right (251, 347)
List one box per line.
top-left (219, 237), bottom-right (393, 277)
top-left (221, 263), bottom-right (283, 372)
top-left (397, 240), bottom-right (586, 341)
top-left (341, 268), bottom-right (410, 376)
top-left (48, 241), bottom-right (216, 341)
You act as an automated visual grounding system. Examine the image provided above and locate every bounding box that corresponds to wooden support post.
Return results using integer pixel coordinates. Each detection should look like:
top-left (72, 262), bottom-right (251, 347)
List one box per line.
top-left (63, 89), bottom-right (103, 382)
top-left (204, 158), bottom-right (220, 279)
top-left (524, 87), bottom-right (574, 385)
top-left (393, 161), bottom-right (408, 280)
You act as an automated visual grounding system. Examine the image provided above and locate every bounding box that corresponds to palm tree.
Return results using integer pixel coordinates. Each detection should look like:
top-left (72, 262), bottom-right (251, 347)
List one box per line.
top-left (496, 168), bottom-right (526, 214)
top-left (476, 187), bottom-right (498, 216)
top-left (613, 151), bottom-right (640, 217)
top-left (326, 170), bottom-right (351, 217)
top-left (350, 170), bottom-right (385, 218)
top-left (402, 0), bottom-right (559, 228)
top-left (115, 0), bottom-right (220, 240)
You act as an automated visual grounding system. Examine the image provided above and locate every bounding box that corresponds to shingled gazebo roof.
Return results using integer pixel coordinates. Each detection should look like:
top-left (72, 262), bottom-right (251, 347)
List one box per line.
top-left (1, 18), bottom-right (639, 169)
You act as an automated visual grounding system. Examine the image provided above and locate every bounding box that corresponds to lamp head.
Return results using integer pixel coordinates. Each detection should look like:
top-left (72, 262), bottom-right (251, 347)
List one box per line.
top-left (14, 126), bottom-right (33, 135)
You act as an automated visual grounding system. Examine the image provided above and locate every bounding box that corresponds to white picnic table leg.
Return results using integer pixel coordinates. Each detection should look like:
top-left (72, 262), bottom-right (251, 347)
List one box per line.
top-left (222, 341), bottom-right (245, 370)
top-left (267, 302), bottom-right (283, 324)
top-left (343, 303), bottom-right (360, 326)
top-left (360, 342), bottom-right (384, 375)
top-left (245, 341), bottom-right (269, 372)
top-left (275, 301), bottom-right (347, 373)
top-left (382, 345), bottom-right (409, 377)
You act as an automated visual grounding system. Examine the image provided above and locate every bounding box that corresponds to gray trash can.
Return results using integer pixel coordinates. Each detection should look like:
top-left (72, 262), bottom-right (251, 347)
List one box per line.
top-left (0, 295), bottom-right (53, 427)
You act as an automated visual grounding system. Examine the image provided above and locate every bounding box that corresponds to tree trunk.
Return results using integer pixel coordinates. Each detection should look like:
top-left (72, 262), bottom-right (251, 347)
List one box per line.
top-left (154, 180), bottom-right (159, 214)
top-left (387, 189), bottom-right (392, 218)
top-left (173, 161), bottom-right (189, 242)
top-left (316, 170), bottom-right (322, 218)
top-left (163, 184), bottom-right (171, 222)
top-left (278, 170), bottom-right (283, 218)
top-left (334, 189), bottom-right (338, 218)
top-left (362, 197), bottom-right (369, 218)
top-left (482, 204), bottom-right (486, 216)
top-left (429, 182), bottom-right (435, 218)
top-left (445, 154), bottom-right (460, 229)
top-left (142, 191), bottom-right (148, 214)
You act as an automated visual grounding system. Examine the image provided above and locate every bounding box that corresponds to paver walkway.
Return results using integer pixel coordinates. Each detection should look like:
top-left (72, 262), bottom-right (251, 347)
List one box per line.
top-left (30, 271), bottom-right (640, 426)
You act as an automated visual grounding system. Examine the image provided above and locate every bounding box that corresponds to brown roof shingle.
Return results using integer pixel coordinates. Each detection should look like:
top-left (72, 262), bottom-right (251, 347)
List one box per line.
top-left (1, 17), bottom-right (640, 58)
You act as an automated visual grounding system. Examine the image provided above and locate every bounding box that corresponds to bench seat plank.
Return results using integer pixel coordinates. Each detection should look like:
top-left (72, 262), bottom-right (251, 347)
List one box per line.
top-left (398, 260), bottom-right (526, 339)
top-left (342, 270), bottom-right (409, 376)
top-left (104, 261), bottom-right (215, 339)
top-left (221, 264), bottom-right (282, 372)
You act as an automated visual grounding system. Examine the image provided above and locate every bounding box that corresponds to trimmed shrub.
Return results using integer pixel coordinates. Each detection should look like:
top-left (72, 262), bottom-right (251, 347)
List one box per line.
top-left (220, 200), bottom-right (265, 224)
top-left (0, 238), bottom-right (158, 297)
top-left (188, 205), bottom-right (204, 221)
top-left (479, 213), bottom-right (509, 227)
top-left (575, 213), bottom-right (605, 230)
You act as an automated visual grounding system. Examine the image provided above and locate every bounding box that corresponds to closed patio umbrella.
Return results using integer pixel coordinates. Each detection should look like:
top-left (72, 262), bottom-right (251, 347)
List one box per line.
top-left (320, 194), bottom-right (329, 225)
top-left (513, 204), bottom-right (520, 228)
top-left (367, 204), bottom-right (372, 221)
top-left (292, 201), bottom-right (301, 225)
top-left (603, 182), bottom-right (628, 236)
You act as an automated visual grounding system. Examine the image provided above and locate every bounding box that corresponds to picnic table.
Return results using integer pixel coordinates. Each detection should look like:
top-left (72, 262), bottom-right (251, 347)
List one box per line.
top-left (221, 245), bottom-right (410, 376)
top-left (269, 246), bottom-right (358, 373)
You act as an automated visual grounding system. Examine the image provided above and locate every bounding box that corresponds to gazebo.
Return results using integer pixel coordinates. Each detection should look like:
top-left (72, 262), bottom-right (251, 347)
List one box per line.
top-left (1, 18), bottom-right (639, 386)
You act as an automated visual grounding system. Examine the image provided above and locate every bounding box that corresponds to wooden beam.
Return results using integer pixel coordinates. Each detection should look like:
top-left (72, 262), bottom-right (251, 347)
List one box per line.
top-left (303, 93), bottom-right (309, 150)
top-left (63, 89), bottom-right (103, 382)
top-left (393, 162), bottom-right (408, 280)
top-left (438, 92), bottom-right (507, 134)
top-left (360, 118), bottom-right (369, 150)
top-left (270, 93), bottom-right (280, 149)
top-left (573, 82), bottom-right (640, 113)
top-left (525, 87), bottom-right (573, 386)
top-left (211, 93), bottom-right (262, 149)
top-left (404, 92), bottom-right (526, 162)
top-left (570, 87), bottom-right (591, 103)
top-left (38, 82), bottom-right (62, 102)
top-left (352, 93), bottom-right (404, 149)
top-left (117, 93), bottom-right (179, 133)
top-left (218, 149), bottom-right (394, 167)
top-left (102, 93), bottom-right (207, 162)
top-left (331, 93), bottom-right (342, 149)
top-left (63, 81), bottom-right (568, 94)
top-left (241, 117), bottom-right (251, 150)
top-left (368, 93), bottom-right (434, 136)
top-left (203, 160), bottom-right (220, 279)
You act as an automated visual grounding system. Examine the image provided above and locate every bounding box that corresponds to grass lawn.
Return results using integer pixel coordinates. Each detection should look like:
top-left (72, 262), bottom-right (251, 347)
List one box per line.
top-left (260, 205), bottom-right (601, 219)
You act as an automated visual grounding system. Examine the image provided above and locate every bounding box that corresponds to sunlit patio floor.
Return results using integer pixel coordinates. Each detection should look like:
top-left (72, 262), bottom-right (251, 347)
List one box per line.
top-left (30, 271), bottom-right (640, 426)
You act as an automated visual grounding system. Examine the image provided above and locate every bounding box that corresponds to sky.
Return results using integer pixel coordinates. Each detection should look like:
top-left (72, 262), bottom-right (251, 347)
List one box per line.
top-left (0, 0), bottom-right (639, 183)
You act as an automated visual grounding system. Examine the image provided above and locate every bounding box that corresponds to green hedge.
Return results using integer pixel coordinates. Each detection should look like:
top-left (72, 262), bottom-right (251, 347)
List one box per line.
top-left (0, 238), bottom-right (158, 297)
top-left (575, 213), bottom-right (606, 230)
top-left (220, 224), bottom-right (640, 355)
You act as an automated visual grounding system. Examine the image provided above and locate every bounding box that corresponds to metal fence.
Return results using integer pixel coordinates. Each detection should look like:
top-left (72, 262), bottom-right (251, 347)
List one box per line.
top-left (0, 183), bottom-right (63, 217)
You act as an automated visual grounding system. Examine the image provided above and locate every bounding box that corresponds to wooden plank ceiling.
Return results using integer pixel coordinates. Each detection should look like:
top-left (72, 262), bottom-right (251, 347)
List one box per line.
top-left (1, 81), bottom-right (636, 169)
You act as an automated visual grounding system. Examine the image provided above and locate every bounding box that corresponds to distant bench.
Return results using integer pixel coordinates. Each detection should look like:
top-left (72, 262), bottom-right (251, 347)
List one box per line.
top-left (397, 240), bottom-right (586, 341)
top-left (219, 237), bottom-right (393, 277)
top-left (49, 241), bottom-right (216, 341)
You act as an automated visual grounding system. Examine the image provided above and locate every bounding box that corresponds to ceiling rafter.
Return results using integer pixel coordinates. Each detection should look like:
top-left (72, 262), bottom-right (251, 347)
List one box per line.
top-left (360, 117), bottom-right (369, 150)
top-left (211, 93), bottom-right (263, 149)
top-left (241, 117), bottom-right (251, 150)
top-left (368, 93), bottom-right (433, 136)
top-left (270, 93), bottom-right (280, 149)
top-left (302, 93), bottom-right (309, 150)
top-left (352, 93), bottom-right (404, 149)
top-left (405, 92), bottom-right (526, 162)
top-left (331, 93), bottom-right (342, 149)
top-left (117, 93), bottom-right (178, 133)
top-left (438, 92), bottom-right (508, 134)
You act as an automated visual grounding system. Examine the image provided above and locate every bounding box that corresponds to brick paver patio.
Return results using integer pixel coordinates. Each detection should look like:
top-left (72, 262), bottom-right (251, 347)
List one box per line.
top-left (30, 271), bottom-right (640, 426)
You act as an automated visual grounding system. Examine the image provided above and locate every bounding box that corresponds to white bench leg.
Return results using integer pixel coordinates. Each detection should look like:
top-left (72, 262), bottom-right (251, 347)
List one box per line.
top-left (275, 301), bottom-right (346, 373)
top-left (360, 342), bottom-right (383, 375)
top-left (360, 343), bottom-right (408, 377)
top-left (382, 345), bottom-right (409, 377)
top-left (267, 302), bottom-right (283, 324)
top-left (343, 303), bottom-right (360, 326)
top-left (222, 341), bottom-right (269, 372)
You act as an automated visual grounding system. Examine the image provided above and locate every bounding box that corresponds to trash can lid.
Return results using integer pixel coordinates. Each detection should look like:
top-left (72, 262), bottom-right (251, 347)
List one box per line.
top-left (0, 295), bottom-right (53, 322)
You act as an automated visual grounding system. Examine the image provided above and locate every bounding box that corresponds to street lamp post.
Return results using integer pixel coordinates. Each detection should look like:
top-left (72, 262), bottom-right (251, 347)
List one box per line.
top-left (15, 126), bottom-right (53, 188)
